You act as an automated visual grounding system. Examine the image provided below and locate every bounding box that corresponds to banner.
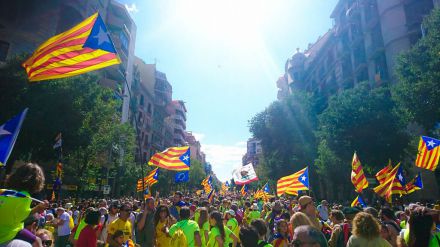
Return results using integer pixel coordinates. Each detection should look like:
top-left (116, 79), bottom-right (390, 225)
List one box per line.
top-left (232, 163), bottom-right (258, 185)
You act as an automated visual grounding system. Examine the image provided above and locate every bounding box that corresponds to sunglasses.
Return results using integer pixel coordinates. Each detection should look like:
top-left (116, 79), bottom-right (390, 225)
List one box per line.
top-left (42, 240), bottom-right (53, 246)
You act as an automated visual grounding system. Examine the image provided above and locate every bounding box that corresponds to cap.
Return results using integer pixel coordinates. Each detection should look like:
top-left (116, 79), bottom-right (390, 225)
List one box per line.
top-left (298, 196), bottom-right (313, 210)
top-left (56, 207), bottom-right (65, 212)
top-left (321, 200), bottom-right (328, 206)
top-left (226, 209), bottom-right (236, 216)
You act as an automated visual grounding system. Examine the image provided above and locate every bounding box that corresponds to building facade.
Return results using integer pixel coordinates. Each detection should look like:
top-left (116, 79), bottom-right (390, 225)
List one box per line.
top-left (0, 0), bottom-right (136, 123)
top-left (279, 0), bottom-right (437, 98)
top-left (168, 100), bottom-right (187, 147)
top-left (242, 138), bottom-right (262, 166)
top-left (185, 131), bottom-right (206, 164)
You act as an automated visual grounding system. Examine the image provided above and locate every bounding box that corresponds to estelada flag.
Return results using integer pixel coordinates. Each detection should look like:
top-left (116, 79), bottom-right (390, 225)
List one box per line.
top-left (148, 146), bottom-right (190, 171)
top-left (373, 163), bottom-right (401, 203)
top-left (0, 109), bottom-right (28, 167)
top-left (405, 172), bottom-right (423, 194)
top-left (415, 136), bottom-right (440, 171)
top-left (376, 161), bottom-right (392, 184)
top-left (351, 152), bottom-right (368, 193)
top-left (22, 12), bottom-right (120, 82)
top-left (277, 167), bottom-right (309, 197)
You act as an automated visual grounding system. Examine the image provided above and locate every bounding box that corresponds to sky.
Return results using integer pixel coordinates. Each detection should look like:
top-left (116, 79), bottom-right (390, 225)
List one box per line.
top-left (120, 0), bottom-right (339, 181)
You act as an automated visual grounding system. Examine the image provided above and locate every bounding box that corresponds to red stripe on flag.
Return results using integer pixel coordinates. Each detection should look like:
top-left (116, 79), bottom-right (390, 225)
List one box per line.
top-left (31, 53), bottom-right (118, 77)
top-left (28, 45), bottom-right (93, 76)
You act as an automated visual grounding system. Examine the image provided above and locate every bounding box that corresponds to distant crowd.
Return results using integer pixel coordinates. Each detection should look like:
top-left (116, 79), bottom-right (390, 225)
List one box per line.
top-left (1, 163), bottom-right (439, 247)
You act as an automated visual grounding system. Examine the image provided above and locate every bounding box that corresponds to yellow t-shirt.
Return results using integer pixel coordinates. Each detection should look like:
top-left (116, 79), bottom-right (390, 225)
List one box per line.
top-left (155, 220), bottom-right (171, 247)
top-left (107, 218), bottom-right (132, 242)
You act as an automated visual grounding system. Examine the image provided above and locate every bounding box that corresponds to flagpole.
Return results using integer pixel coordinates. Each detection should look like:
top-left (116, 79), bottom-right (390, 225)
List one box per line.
top-left (118, 70), bottom-right (146, 199)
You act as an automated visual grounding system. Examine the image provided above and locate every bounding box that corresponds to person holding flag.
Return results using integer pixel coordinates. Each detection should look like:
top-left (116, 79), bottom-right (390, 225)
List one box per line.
top-left (0, 163), bottom-right (48, 245)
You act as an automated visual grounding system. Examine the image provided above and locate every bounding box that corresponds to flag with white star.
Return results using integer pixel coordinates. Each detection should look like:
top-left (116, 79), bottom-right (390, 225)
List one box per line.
top-left (148, 146), bottom-right (190, 171)
top-left (416, 136), bottom-right (440, 171)
top-left (277, 167), bottom-right (309, 196)
top-left (0, 109), bottom-right (28, 167)
top-left (22, 12), bottom-right (120, 82)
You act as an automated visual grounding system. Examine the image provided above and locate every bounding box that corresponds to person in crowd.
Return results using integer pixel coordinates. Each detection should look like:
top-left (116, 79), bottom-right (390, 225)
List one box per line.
top-left (169, 191), bottom-right (186, 221)
top-left (364, 207), bottom-right (379, 219)
top-left (107, 203), bottom-right (133, 247)
top-left (43, 214), bottom-right (55, 234)
top-left (36, 229), bottom-right (54, 247)
top-left (346, 212), bottom-right (391, 247)
top-left (267, 201), bottom-right (283, 236)
top-left (251, 219), bottom-right (273, 247)
top-left (136, 198), bottom-right (155, 246)
top-left (0, 163), bottom-right (48, 245)
top-left (99, 202), bottom-right (119, 242)
top-left (76, 208), bottom-right (101, 247)
top-left (54, 207), bottom-right (71, 247)
top-left (290, 212), bottom-right (313, 235)
top-left (169, 207), bottom-right (201, 247)
top-left (380, 207), bottom-right (401, 247)
top-left (239, 226), bottom-right (259, 247)
top-left (230, 204), bottom-right (243, 225)
top-left (154, 205), bottom-right (172, 247)
top-left (197, 207), bottom-right (210, 246)
top-left (14, 214), bottom-right (43, 246)
top-left (291, 225), bottom-right (328, 247)
top-left (298, 196), bottom-right (321, 230)
top-left (403, 206), bottom-right (440, 247)
top-left (225, 209), bottom-right (240, 242)
top-left (317, 200), bottom-right (330, 222)
top-left (246, 204), bottom-right (261, 225)
top-left (207, 211), bottom-right (227, 247)
top-left (327, 210), bottom-right (348, 247)
top-left (270, 219), bottom-right (290, 247)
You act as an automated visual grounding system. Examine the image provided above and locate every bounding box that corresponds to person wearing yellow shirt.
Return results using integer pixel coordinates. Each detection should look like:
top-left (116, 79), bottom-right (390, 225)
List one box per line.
top-left (107, 203), bottom-right (133, 247)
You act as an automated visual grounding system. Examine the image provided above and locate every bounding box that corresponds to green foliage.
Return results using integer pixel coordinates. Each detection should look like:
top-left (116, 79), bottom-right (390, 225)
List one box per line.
top-left (393, 8), bottom-right (440, 132)
top-left (318, 81), bottom-right (408, 171)
top-left (0, 55), bottom-right (137, 196)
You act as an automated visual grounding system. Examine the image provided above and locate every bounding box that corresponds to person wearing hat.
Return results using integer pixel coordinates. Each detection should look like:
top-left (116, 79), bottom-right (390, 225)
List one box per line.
top-left (298, 196), bottom-right (322, 230)
top-left (55, 207), bottom-right (71, 247)
top-left (246, 204), bottom-right (261, 225)
top-left (225, 209), bottom-right (240, 242)
top-left (317, 200), bottom-right (330, 222)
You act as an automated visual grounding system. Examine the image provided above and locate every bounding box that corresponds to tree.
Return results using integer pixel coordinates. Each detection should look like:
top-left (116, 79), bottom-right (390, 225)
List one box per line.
top-left (393, 8), bottom-right (440, 132)
top-left (0, 55), bottom-right (137, 197)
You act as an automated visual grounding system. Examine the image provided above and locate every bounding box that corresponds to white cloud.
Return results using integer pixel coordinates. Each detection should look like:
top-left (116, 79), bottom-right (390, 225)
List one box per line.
top-left (192, 132), bottom-right (205, 142)
top-left (125, 3), bottom-right (139, 14)
top-left (201, 142), bottom-right (247, 182)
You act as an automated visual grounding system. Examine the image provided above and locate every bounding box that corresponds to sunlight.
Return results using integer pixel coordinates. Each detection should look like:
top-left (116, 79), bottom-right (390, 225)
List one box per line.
top-left (173, 0), bottom-right (272, 48)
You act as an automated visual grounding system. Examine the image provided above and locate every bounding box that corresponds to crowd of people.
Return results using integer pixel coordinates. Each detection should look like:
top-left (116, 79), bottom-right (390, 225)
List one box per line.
top-left (1, 163), bottom-right (440, 247)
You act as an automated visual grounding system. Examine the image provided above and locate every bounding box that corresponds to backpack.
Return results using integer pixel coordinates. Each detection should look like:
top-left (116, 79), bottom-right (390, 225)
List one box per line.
top-left (335, 223), bottom-right (351, 247)
top-left (171, 224), bottom-right (188, 247)
top-left (68, 215), bottom-right (74, 229)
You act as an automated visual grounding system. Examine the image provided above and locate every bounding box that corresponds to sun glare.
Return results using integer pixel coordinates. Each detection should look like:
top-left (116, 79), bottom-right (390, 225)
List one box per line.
top-left (173, 0), bottom-right (271, 48)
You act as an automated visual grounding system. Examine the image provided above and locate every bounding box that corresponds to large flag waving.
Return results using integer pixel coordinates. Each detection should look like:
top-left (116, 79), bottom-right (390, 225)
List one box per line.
top-left (376, 161), bottom-right (392, 184)
top-left (373, 163), bottom-right (403, 202)
top-left (415, 136), bottom-right (440, 171)
top-left (0, 109), bottom-right (28, 167)
top-left (277, 167), bottom-right (309, 197)
top-left (351, 152), bottom-right (369, 193)
top-left (22, 13), bottom-right (120, 82)
top-left (232, 164), bottom-right (258, 185)
top-left (148, 146), bottom-right (190, 171)
top-left (405, 172), bottom-right (423, 194)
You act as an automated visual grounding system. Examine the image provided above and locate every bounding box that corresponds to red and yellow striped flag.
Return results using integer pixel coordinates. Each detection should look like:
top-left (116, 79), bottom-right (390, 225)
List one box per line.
top-left (416, 136), bottom-right (440, 171)
top-left (376, 161), bottom-right (392, 184)
top-left (373, 163), bottom-right (401, 203)
top-left (22, 12), bottom-right (120, 82)
top-left (351, 152), bottom-right (368, 193)
top-left (277, 167), bottom-right (309, 197)
top-left (136, 168), bottom-right (159, 192)
top-left (148, 146), bottom-right (190, 171)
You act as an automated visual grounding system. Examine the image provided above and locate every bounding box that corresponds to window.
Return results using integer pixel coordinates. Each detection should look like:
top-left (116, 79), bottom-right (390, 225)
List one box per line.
top-left (0, 41), bottom-right (9, 61)
top-left (119, 31), bottom-right (129, 55)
